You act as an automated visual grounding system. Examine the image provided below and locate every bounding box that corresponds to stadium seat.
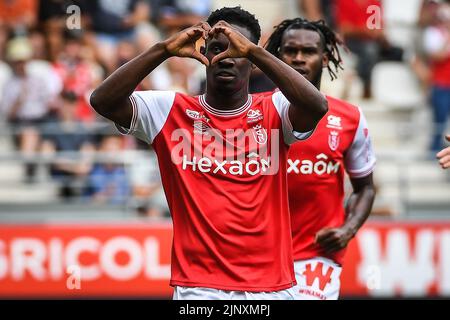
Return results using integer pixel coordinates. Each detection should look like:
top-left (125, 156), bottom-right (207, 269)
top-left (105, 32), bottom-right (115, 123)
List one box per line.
top-left (382, 0), bottom-right (422, 25)
top-left (382, 0), bottom-right (422, 50)
top-left (371, 61), bottom-right (424, 111)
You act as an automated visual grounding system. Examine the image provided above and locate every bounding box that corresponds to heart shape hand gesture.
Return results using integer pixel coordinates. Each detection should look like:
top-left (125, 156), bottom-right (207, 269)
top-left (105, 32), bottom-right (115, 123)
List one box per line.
top-left (164, 22), bottom-right (211, 66)
top-left (208, 20), bottom-right (255, 65)
top-left (163, 20), bottom-right (255, 66)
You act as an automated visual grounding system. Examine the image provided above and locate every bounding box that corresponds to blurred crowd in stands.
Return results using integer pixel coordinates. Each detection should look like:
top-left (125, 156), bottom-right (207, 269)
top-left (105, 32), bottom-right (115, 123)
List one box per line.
top-left (0, 0), bottom-right (449, 217)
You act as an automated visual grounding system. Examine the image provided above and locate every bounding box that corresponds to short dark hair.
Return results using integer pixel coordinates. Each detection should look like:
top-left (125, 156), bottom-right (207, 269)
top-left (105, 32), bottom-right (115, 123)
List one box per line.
top-left (207, 6), bottom-right (261, 44)
top-left (265, 18), bottom-right (343, 80)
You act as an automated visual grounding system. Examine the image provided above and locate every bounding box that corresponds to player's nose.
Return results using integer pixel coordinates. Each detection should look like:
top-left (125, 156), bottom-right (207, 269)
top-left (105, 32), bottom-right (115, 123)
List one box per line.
top-left (218, 57), bottom-right (235, 67)
top-left (294, 54), bottom-right (305, 63)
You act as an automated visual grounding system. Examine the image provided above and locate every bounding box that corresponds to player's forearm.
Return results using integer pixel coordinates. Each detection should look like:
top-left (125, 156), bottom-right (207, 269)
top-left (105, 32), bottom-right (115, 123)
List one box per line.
top-left (343, 185), bottom-right (376, 237)
top-left (247, 45), bottom-right (328, 125)
top-left (90, 42), bottom-right (170, 115)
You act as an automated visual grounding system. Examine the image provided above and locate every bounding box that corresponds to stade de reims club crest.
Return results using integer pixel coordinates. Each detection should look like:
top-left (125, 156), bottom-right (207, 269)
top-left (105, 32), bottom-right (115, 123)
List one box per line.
top-left (328, 131), bottom-right (340, 151)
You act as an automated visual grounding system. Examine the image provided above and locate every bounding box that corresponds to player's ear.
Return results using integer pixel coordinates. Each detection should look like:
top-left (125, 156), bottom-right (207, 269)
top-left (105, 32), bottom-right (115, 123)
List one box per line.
top-left (322, 52), bottom-right (329, 68)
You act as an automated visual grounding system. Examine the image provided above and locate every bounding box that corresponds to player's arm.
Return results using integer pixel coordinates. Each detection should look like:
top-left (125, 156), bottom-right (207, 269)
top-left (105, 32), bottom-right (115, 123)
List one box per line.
top-left (316, 109), bottom-right (376, 253)
top-left (315, 174), bottom-right (376, 253)
top-left (209, 21), bottom-right (328, 132)
top-left (90, 22), bottom-right (210, 128)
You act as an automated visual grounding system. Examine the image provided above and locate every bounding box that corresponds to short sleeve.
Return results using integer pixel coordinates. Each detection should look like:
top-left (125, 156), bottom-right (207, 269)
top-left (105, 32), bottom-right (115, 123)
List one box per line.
top-left (115, 90), bottom-right (175, 144)
top-left (271, 91), bottom-right (315, 145)
top-left (344, 108), bottom-right (376, 178)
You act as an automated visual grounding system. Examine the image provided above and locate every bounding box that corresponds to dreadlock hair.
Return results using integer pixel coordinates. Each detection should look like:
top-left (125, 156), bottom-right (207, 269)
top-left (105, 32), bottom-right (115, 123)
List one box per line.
top-left (207, 6), bottom-right (261, 44)
top-left (265, 18), bottom-right (343, 80)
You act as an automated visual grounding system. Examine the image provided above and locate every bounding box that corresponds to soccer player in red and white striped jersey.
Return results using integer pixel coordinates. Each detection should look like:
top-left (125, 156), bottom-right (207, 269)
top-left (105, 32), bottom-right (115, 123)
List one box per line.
top-left (265, 18), bottom-right (377, 300)
top-left (90, 7), bottom-right (328, 299)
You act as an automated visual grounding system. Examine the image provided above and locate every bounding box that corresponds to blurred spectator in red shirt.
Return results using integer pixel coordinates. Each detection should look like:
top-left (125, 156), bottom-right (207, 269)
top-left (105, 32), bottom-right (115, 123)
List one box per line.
top-left (423, 0), bottom-right (450, 153)
top-left (336, 0), bottom-right (398, 98)
top-left (53, 32), bottom-right (94, 122)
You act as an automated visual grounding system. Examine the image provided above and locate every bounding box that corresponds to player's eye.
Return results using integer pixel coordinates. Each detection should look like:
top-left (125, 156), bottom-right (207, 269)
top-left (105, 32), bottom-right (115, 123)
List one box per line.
top-left (283, 47), bottom-right (297, 55)
top-left (212, 46), bottom-right (223, 54)
top-left (303, 48), bottom-right (317, 55)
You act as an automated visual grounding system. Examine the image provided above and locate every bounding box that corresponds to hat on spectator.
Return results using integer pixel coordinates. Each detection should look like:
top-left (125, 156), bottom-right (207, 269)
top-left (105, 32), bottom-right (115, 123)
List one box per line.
top-left (6, 37), bottom-right (33, 62)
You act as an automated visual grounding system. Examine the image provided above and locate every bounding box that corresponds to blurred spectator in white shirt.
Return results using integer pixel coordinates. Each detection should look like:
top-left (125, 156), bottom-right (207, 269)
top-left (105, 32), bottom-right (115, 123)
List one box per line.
top-left (1, 37), bottom-right (59, 182)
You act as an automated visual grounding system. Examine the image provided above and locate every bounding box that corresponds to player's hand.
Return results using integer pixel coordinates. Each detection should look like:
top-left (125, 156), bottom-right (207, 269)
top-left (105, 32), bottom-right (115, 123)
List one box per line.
top-left (437, 134), bottom-right (450, 169)
top-left (163, 22), bottom-right (210, 66)
top-left (208, 20), bottom-right (256, 65)
top-left (315, 227), bottom-right (354, 253)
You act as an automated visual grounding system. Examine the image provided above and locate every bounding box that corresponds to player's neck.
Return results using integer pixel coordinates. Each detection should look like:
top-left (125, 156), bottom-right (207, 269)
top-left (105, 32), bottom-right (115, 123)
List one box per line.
top-left (204, 87), bottom-right (249, 111)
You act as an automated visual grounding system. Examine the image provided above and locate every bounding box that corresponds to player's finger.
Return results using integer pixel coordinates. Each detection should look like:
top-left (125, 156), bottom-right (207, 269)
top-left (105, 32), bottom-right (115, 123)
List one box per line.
top-left (197, 22), bottom-right (210, 39)
top-left (190, 50), bottom-right (209, 66)
top-left (439, 154), bottom-right (450, 163)
top-left (323, 243), bottom-right (343, 253)
top-left (188, 28), bottom-right (205, 40)
top-left (437, 148), bottom-right (450, 158)
top-left (314, 229), bottom-right (333, 243)
top-left (316, 237), bottom-right (338, 250)
top-left (316, 233), bottom-right (340, 247)
top-left (211, 51), bottom-right (230, 65)
top-left (209, 26), bottom-right (227, 39)
top-left (439, 156), bottom-right (450, 169)
top-left (201, 21), bottom-right (211, 32)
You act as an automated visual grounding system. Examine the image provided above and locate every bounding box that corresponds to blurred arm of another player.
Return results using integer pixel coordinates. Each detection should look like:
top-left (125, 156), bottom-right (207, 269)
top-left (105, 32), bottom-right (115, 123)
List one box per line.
top-left (89, 22), bottom-right (211, 127)
top-left (209, 21), bottom-right (328, 133)
top-left (437, 135), bottom-right (450, 169)
top-left (315, 174), bottom-right (376, 253)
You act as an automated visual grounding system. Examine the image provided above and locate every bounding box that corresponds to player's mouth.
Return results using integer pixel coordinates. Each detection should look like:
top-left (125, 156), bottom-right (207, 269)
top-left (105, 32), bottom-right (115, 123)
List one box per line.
top-left (295, 68), bottom-right (309, 77)
top-left (215, 70), bottom-right (236, 81)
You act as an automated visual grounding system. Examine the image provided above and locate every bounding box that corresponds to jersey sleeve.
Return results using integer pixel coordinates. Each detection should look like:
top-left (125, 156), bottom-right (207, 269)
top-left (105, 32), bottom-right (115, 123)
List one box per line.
top-left (271, 91), bottom-right (315, 145)
top-left (115, 90), bottom-right (175, 144)
top-left (344, 108), bottom-right (376, 178)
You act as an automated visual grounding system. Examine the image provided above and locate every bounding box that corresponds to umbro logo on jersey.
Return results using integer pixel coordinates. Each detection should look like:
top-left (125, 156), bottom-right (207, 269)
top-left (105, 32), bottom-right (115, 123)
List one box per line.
top-left (247, 109), bottom-right (263, 123)
top-left (326, 115), bottom-right (342, 130)
top-left (186, 109), bottom-right (211, 134)
top-left (186, 109), bottom-right (210, 122)
top-left (193, 121), bottom-right (210, 134)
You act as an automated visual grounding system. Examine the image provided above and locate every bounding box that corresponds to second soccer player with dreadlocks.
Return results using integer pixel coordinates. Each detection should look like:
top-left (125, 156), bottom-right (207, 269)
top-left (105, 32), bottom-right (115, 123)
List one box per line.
top-left (265, 18), bottom-right (377, 299)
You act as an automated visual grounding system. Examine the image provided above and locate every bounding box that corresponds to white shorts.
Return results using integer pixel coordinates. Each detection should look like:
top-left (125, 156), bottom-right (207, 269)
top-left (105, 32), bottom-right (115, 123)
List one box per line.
top-left (173, 286), bottom-right (297, 300)
top-left (292, 257), bottom-right (342, 300)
